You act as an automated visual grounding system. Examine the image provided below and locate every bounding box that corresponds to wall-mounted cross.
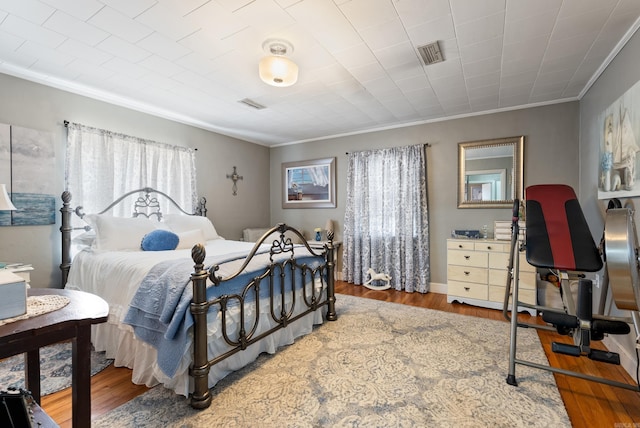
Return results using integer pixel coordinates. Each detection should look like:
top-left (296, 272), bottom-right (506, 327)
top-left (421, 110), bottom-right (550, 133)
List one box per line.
top-left (226, 166), bottom-right (243, 196)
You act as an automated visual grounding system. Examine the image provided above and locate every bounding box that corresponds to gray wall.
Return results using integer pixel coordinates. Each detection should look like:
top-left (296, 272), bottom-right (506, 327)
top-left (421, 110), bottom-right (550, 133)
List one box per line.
top-left (270, 102), bottom-right (580, 287)
top-left (579, 29), bottom-right (640, 374)
top-left (0, 73), bottom-right (270, 288)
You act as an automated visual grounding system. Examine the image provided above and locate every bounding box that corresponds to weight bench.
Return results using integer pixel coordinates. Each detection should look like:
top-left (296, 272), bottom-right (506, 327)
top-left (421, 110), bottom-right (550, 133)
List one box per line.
top-left (504, 184), bottom-right (640, 391)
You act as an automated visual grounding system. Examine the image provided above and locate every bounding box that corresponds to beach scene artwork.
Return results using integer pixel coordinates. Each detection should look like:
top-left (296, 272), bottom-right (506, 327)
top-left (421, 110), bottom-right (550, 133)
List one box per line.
top-left (0, 123), bottom-right (56, 226)
top-left (598, 79), bottom-right (640, 199)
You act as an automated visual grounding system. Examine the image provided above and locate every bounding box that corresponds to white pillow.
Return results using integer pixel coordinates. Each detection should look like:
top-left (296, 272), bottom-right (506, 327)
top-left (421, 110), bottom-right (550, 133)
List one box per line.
top-left (87, 214), bottom-right (158, 251)
top-left (163, 214), bottom-right (220, 240)
top-left (72, 231), bottom-right (96, 247)
top-left (176, 229), bottom-right (206, 249)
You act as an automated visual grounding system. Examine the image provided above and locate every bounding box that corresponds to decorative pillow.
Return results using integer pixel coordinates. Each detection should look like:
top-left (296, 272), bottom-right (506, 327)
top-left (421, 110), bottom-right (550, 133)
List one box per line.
top-left (141, 229), bottom-right (180, 251)
top-left (88, 214), bottom-right (158, 251)
top-left (176, 229), bottom-right (206, 249)
top-left (72, 231), bottom-right (96, 247)
top-left (163, 214), bottom-right (221, 240)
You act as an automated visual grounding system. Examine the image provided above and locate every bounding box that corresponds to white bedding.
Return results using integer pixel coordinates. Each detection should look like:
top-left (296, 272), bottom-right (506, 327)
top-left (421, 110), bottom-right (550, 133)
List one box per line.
top-left (65, 239), bottom-right (326, 396)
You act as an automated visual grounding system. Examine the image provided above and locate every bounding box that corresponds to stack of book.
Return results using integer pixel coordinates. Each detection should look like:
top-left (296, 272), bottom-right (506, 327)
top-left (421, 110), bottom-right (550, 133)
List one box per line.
top-left (494, 220), bottom-right (525, 241)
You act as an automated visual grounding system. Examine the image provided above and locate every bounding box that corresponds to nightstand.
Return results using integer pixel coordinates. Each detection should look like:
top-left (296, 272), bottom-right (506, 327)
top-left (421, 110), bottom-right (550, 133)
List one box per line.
top-left (2, 263), bottom-right (33, 284)
top-left (307, 241), bottom-right (342, 280)
top-left (306, 240), bottom-right (342, 250)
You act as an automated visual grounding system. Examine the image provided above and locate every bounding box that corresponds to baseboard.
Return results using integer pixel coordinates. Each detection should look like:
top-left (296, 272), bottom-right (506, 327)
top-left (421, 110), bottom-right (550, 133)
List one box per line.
top-left (429, 282), bottom-right (447, 294)
top-left (335, 276), bottom-right (447, 295)
top-left (603, 335), bottom-right (638, 382)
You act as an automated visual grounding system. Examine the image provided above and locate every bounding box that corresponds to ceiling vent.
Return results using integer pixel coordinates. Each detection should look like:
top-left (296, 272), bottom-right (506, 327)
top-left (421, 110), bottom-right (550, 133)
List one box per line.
top-left (417, 41), bottom-right (444, 65)
top-left (238, 98), bottom-right (266, 110)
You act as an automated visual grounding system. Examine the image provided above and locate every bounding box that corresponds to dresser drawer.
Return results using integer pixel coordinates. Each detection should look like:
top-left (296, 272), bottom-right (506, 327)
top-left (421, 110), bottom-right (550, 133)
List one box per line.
top-left (448, 240), bottom-right (475, 251)
top-left (519, 253), bottom-right (536, 273)
top-left (448, 265), bottom-right (487, 284)
top-left (489, 269), bottom-right (536, 290)
top-left (517, 271), bottom-right (537, 290)
top-left (474, 241), bottom-right (506, 252)
top-left (489, 252), bottom-right (510, 269)
top-left (489, 285), bottom-right (536, 305)
top-left (489, 268), bottom-right (508, 287)
top-left (447, 250), bottom-right (488, 268)
top-left (449, 281), bottom-right (488, 300)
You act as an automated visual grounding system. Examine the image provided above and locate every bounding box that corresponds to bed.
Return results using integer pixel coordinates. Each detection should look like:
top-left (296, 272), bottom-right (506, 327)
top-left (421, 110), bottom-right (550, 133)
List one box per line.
top-left (59, 187), bottom-right (337, 409)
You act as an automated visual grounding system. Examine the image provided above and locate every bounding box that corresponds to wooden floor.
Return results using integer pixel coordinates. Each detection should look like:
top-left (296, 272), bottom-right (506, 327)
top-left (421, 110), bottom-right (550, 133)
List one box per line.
top-left (41, 281), bottom-right (640, 427)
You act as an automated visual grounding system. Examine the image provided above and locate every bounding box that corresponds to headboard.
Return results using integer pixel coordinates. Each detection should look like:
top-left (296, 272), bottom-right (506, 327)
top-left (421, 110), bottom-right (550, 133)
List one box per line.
top-left (60, 187), bottom-right (207, 285)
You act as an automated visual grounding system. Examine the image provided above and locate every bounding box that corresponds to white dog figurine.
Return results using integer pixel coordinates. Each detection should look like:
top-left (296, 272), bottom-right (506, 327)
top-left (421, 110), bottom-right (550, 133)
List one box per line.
top-left (363, 268), bottom-right (392, 290)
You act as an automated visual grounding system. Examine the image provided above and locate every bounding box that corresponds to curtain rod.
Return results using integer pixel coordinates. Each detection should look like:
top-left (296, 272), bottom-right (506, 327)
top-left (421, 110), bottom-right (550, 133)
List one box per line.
top-left (345, 143), bottom-right (431, 154)
top-left (62, 120), bottom-right (198, 150)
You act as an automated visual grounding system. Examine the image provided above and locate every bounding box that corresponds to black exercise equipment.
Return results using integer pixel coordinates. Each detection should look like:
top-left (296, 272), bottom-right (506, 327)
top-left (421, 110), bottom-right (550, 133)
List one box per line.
top-left (504, 184), bottom-right (640, 392)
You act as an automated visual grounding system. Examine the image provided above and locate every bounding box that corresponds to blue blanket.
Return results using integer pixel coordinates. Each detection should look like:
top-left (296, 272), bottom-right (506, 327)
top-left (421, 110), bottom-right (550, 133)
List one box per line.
top-left (123, 248), bottom-right (323, 377)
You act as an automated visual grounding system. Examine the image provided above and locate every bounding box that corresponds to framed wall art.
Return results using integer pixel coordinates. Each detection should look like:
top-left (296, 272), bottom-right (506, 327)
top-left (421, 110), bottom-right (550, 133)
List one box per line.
top-left (598, 79), bottom-right (640, 199)
top-left (282, 157), bottom-right (336, 209)
top-left (0, 123), bottom-right (56, 226)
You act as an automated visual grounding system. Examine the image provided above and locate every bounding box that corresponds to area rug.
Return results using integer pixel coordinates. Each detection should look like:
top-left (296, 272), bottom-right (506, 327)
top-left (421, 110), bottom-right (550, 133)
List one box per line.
top-left (0, 342), bottom-right (113, 395)
top-left (93, 295), bottom-right (570, 427)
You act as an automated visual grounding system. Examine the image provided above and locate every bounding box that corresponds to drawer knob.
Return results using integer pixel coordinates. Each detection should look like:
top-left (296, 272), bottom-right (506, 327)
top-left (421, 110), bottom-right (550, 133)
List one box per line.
top-left (464, 271), bottom-right (470, 275)
top-left (458, 244), bottom-right (463, 248)
top-left (487, 246), bottom-right (492, 249)
top-left (464, 255), bottom-right (470, 260)
top-left (464, 287), bottom-right (470, 291)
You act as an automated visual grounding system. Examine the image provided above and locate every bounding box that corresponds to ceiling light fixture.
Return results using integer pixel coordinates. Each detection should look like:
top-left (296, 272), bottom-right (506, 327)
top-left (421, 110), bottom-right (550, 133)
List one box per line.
top-left (259, 39), bottom-right (298, 87)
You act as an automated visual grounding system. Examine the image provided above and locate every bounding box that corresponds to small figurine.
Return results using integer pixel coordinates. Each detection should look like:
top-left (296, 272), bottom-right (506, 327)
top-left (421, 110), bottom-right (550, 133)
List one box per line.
top-left (363, 268), bottom-right (392, 290)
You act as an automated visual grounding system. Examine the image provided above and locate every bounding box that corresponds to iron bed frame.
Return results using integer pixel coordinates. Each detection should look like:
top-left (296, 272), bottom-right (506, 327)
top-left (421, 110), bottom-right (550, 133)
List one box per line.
top-left (59, 187), bottom-right (337, 409)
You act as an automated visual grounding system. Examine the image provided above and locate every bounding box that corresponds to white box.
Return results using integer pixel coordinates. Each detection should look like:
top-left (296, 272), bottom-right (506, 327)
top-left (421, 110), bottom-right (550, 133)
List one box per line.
top-left (494, 220), bottom-right (525, 240)
top-left (0, 270), bottom-right (27, 320)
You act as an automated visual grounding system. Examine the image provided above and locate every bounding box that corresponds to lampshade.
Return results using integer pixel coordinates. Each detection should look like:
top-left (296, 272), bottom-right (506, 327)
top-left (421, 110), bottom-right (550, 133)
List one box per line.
top-left (325, 219), bottom-right (334, 232)
top-left (0, 184), bottom-right (17, 211)
top-left (259, 39), bottom-right (298, 87)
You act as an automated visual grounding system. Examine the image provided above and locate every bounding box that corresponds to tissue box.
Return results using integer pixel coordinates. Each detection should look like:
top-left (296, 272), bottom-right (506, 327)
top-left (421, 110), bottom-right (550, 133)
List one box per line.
top-left (0, 270), bottom-right (27, 320)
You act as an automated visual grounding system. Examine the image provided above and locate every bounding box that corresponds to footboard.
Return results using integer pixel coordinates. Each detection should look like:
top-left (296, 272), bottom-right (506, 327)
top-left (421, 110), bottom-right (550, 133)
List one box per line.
top-left (189, 223), bottom-right (337, 409)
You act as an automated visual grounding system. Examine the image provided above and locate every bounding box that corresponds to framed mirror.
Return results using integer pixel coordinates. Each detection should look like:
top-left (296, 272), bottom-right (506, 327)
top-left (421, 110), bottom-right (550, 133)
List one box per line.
top-left (458, 136), bottom-right (524, 208)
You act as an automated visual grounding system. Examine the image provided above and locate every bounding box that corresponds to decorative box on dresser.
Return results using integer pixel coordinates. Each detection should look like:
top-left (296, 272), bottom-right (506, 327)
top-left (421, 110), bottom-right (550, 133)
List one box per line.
top-left (446, 239), bottom-right (536, 315)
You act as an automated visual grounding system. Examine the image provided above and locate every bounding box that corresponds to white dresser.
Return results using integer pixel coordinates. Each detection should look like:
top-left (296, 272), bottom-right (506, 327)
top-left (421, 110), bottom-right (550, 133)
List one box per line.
top-left (446, 239), bottom-right (536, 315)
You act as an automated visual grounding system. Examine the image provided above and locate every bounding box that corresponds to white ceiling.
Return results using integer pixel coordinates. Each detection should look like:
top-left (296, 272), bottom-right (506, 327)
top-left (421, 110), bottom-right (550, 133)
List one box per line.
top-left (0, 0), bottom-right (639, 146)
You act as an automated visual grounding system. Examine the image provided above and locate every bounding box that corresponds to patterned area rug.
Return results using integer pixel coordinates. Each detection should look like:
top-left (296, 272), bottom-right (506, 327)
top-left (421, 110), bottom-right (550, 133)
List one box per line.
top-left (0, 342), bottom-right (113, 395)
top-left (93, 295), bottom-right (570, 427)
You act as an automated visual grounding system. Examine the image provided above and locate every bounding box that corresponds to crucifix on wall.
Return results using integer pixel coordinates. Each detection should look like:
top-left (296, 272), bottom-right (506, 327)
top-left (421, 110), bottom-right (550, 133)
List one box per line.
top-left (226, 166), bottom-right (243, 196)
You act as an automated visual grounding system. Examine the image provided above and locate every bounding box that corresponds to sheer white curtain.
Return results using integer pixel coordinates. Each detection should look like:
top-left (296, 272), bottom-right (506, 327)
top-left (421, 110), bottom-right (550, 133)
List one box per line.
top-left (343, 144), bottom-right (430, 293)
top-left (65, 122), bottom-right (197, 216)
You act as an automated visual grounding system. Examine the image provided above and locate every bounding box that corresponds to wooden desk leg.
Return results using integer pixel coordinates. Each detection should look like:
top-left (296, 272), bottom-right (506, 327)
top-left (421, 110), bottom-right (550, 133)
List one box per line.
top-left (25, 349), bottom-right (41, 403)
top-left (72, 326), bottom-right (92, 428)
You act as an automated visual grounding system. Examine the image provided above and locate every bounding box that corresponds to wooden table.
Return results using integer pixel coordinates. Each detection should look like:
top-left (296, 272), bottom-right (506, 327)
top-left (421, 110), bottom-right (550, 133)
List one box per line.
top-left (0, 289), bottom-right (108, 428)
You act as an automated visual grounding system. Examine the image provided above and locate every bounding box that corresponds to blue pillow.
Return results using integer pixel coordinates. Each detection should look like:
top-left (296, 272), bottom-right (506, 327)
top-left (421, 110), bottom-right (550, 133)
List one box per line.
top-left (141, 229), bottom-right (179, 251)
